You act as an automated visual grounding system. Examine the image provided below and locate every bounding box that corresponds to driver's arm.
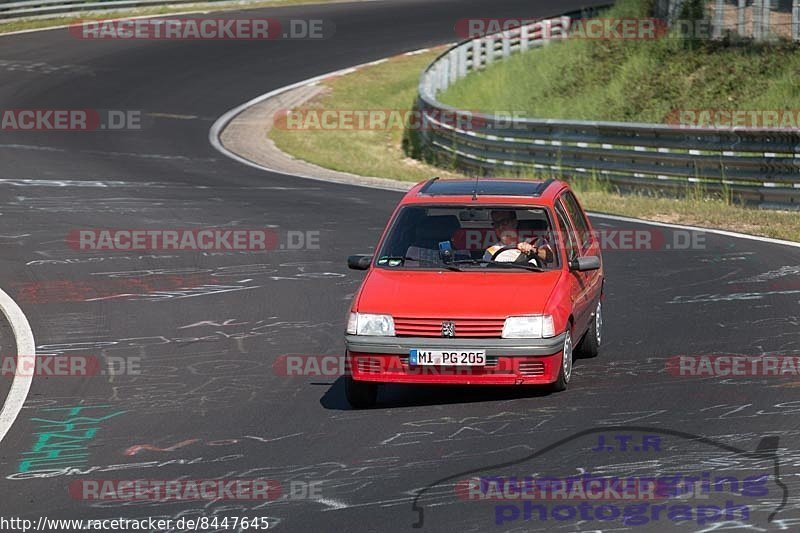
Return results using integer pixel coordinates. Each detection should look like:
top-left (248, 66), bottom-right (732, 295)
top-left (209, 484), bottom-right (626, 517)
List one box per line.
top-left (517, 239), bottom-right (554, 264)
top-left (516, 242), bottom-right (535, 254)
top-left (535, 238), bottom-right (555, 264)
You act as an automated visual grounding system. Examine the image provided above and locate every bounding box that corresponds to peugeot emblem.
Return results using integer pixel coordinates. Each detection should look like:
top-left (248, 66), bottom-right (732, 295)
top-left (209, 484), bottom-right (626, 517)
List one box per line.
top-left (441, 321), bottom-right (455, 338)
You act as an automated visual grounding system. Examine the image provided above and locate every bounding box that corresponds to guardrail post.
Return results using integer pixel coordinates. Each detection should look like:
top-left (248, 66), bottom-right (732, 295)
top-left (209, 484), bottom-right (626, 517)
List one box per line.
top-left (457, 45), bottom-right (468, 77)
top-left (520, 24), bottom-right (529, 50)
top-left (442, 57), bottom-right (450, 90)
top-left (654, 0), bottom-right (668, 19)
top-left (668, 0), bottom-right (685, 24)
top-left (502, 31), bottom-right (511, 57)
top-left (472, 38), bottom-right (483, 70)
top-left (558, 16), bottom-right (571, 40)
top-left (448, 49), bottom-right (458, 81)
top-left (541, 20), bottom-right (552, 44)
top-left (793, 0), bottom-right (800, 41)
top-left (753, 0), bottom-right (772, 40)
top-left (737, 0), bottom-right (746, 36)
top-left (753, 0), bottom-right (762, 40)
top-left (712, 0), bottom-right (724, 39)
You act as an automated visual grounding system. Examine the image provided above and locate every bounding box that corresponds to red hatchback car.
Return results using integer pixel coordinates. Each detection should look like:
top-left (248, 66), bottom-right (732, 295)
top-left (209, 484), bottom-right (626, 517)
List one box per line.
top-left (344, 178), bottom-right (604, 407)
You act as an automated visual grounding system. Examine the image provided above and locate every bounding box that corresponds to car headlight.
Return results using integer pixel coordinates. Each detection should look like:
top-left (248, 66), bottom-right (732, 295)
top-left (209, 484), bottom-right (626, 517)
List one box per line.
top-left (502, 315), bottom-right (556, 339)
top-left (347, 313), bottom-right (395, 336)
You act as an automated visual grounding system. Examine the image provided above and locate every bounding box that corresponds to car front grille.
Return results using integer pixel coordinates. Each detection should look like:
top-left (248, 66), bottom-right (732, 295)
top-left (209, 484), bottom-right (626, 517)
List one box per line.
top-left (393, 317), bottom-right (505, 337)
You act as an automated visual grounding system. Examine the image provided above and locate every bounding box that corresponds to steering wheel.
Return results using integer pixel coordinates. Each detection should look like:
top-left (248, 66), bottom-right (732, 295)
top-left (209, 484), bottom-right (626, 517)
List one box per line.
top-left (490, 244), bottom-right (543, 267)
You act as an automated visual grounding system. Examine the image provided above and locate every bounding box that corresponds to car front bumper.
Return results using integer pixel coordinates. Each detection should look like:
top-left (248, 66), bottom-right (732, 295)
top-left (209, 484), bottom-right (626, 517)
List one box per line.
top-left (344, 333), bottom-right (566, 385)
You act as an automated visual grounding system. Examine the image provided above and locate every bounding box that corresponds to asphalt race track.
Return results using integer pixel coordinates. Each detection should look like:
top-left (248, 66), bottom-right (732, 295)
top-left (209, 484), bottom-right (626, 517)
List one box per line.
top-left (1, 1), bottom-right (799, 531)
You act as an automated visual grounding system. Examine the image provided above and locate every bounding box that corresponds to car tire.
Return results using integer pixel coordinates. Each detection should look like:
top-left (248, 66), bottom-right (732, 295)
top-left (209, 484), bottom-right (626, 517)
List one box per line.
top-left (345, 375), bottom-right (378, 408)
top-left (576, 300), bottom-right (602, 359)
top-left (549, 330), bottom-right (573, 392)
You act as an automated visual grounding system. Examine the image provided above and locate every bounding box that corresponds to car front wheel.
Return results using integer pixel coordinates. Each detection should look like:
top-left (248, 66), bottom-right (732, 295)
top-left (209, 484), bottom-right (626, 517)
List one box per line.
top-left (576, 300), bottom-right (602, 359)
top-left (345, 375), bottom-right (378, 408)
top-left (549, 330), bottom-right (573, 392)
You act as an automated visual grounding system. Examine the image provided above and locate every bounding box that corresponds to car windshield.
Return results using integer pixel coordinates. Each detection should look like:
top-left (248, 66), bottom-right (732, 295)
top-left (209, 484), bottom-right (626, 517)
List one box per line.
top-left (375, 205), bottom-right (560, 270)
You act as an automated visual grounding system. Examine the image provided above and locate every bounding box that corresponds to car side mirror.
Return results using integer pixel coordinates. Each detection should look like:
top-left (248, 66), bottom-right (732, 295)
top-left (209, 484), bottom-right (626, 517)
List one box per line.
top-left (347, 254), bottom-right (373, 270)
top-left (569, 255), bottom-right (600, 272)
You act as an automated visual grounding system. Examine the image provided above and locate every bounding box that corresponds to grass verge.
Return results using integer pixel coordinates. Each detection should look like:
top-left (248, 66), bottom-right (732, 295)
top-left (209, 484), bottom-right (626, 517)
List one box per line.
top-left (438, 0), bottom-right (800, 123)
top-left (268, 46), bottom-right (800, 242)
top-left (270, 49), bottom-right (464, 182)
top-left (0, 0), bottom-right (360, 35)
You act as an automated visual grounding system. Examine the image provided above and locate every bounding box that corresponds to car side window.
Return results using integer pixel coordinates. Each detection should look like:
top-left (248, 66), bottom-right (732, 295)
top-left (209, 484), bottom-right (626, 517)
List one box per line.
top-left (561, 191), bottom-right (591, 252)
top-left (554, 201), bottom-right (579, 262)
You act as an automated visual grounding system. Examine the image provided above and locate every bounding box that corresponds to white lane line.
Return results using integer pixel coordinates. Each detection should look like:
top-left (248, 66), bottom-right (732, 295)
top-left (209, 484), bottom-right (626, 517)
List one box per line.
top-left (0, 288), bottom-right (35, 445)
top-left (210, 55), bottom-right (800, 251)
top-left (588, 213), bottom-right (800, 250)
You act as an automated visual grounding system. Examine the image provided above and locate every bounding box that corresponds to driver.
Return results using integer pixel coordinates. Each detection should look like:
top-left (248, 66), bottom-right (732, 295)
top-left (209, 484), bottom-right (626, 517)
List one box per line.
top-left (484, 209), bottom-right (554, 265)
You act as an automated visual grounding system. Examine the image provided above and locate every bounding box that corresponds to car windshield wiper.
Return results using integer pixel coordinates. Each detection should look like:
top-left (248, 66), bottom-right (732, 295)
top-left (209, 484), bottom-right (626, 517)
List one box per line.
top-left (378, 256), bottom-right (462, 272)
top-left (451, 258), bottom-right (545, 272)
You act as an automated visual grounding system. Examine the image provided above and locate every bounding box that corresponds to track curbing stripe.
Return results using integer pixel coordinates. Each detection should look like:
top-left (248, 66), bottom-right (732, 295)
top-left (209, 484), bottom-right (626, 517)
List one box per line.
top-left (0, 288), bottom-right (35, 445)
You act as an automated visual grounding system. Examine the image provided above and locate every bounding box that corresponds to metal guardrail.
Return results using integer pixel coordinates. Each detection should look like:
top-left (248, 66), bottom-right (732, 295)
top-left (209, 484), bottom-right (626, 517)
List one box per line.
top-left (415, 11), bottom-right (800, 209)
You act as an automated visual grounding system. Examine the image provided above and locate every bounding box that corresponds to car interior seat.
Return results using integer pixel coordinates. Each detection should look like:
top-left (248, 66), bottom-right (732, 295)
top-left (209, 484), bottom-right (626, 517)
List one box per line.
top-left (405, 215), bottom-right (461, 265)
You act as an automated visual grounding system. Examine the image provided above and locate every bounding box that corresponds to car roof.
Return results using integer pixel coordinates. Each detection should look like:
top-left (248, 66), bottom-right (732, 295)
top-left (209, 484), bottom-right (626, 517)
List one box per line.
top-left (401, 177), bottom-right (566, 206)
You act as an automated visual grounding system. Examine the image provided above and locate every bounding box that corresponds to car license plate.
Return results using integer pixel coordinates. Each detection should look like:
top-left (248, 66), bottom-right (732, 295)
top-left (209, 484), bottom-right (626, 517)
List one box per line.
top-left (409, 349), bottom-right (486, 366)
